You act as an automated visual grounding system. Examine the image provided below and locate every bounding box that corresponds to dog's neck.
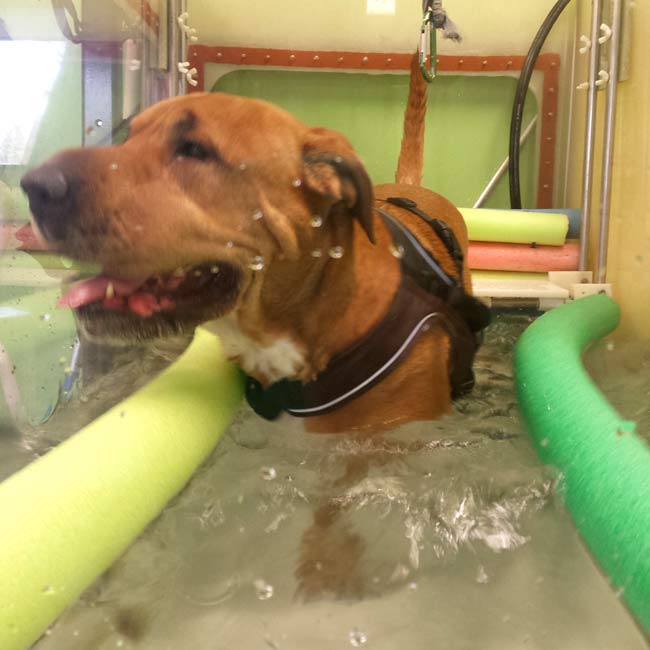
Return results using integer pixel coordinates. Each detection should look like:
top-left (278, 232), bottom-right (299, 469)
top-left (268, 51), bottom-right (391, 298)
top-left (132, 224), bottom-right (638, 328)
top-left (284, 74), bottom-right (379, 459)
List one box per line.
top-left (206, 215), bottom-right (400, 386)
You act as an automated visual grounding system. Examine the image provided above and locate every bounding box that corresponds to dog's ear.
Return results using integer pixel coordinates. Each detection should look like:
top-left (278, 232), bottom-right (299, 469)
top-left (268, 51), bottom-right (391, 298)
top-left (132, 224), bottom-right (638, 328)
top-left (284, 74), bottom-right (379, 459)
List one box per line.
top-left (302, 128), bottom-right (375, 244)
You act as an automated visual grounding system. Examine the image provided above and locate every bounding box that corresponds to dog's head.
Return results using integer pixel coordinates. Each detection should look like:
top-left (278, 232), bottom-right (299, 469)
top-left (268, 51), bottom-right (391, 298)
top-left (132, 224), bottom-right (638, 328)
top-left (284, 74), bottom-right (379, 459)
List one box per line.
top-left (21, 93), bottom-right (374, 342)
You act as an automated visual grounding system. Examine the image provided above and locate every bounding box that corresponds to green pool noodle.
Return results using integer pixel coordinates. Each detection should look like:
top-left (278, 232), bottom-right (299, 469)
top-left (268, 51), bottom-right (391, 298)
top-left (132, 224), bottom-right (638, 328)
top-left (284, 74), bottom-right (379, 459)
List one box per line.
top-left (459, 208), bottom-right (569, 245)
top-left (515, 294), bottom-right (650, 631)
top-left (0, 327), bottom-right (243, 650)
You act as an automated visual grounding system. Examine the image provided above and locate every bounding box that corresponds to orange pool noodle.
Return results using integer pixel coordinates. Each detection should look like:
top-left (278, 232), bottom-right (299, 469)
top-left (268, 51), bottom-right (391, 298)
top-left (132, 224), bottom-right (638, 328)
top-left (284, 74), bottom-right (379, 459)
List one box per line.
top-left (468, 242), bottom-right (579, 273)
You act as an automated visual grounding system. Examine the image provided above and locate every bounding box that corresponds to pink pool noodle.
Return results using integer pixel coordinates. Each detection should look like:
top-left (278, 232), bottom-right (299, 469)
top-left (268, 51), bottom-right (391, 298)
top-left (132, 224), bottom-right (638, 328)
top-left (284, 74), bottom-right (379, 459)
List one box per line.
top-left (468, 242), bottom-right (579, 273)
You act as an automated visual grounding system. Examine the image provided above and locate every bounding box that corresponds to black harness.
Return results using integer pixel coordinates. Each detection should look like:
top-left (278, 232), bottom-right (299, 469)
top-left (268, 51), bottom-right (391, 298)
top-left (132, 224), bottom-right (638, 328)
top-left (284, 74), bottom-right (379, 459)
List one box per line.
top-left (245, 197), bottom-right (491, 420)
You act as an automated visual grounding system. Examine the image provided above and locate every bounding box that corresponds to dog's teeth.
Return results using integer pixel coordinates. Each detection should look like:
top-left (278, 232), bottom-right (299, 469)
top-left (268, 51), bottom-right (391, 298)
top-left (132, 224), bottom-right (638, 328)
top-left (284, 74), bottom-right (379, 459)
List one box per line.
top-left (105, 282), bottom-right (115, 299)
top-left (210, 266), bottom-right (220, 274)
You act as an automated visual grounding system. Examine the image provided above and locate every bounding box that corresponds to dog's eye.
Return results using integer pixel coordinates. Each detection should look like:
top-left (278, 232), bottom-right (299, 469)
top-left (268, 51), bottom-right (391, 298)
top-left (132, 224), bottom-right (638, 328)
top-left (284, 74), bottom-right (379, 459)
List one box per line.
top-left (175, 140), bottom-right (214, 161)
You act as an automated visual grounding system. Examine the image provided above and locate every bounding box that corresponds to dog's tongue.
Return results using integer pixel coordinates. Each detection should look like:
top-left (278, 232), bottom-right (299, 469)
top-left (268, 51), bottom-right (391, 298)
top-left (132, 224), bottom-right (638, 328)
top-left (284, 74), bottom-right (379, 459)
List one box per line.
top-left (59, 275), bottom-right (144, 309)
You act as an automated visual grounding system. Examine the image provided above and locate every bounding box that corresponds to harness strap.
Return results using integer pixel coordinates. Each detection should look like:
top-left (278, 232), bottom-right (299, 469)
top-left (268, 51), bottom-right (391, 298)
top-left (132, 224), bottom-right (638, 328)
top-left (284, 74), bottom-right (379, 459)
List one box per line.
top-left (246, 274), bottom-right (479, 419)
top-left (245, 198), bottom-right (491, 421)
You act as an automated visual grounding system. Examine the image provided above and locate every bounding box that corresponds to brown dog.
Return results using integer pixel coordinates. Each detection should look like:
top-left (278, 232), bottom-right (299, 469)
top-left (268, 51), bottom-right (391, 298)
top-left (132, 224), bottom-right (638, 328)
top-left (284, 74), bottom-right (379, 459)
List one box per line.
top-left (21, 56), bottom-right (487, 434)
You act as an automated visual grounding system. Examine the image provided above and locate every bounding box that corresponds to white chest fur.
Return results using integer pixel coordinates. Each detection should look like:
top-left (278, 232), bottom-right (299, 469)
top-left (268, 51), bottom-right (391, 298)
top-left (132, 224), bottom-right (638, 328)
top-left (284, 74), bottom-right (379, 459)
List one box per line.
top-left (205, 315), bottom-right (306, 384)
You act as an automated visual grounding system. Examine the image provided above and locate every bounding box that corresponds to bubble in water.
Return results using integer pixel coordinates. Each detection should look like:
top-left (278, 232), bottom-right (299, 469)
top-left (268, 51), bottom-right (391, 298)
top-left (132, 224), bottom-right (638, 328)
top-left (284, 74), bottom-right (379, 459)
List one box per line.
top-left (260, 466), bottom-right (277, 480)
top-left (252, 209), bottom-right (264, 221)
top-left (254, 579), bottom-right (274, 600)
top-left (476, 565), bottom-right (489, 584)
top-left (349, 628), bottom-right (367, 647)
top-left (329, 246), bottom-right (344, 259)
top-left (292, 178), bottom-right (302, 188)
top-left (249, 256), bottom-right (265, 271)
top-left (311, 249), bottom-right (323, 258)
top-left (390, 243), bottom-right (405, 259)
top-left (310, 215), bottom-right (323, 228)
top-left (41, 313), bottom-right (51, 321)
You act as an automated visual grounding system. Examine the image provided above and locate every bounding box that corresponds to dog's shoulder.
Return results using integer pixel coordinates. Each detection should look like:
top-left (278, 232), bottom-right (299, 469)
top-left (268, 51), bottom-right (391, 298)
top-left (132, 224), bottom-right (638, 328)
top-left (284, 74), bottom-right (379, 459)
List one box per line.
top-left (373, 183), bottom-right (470, 291)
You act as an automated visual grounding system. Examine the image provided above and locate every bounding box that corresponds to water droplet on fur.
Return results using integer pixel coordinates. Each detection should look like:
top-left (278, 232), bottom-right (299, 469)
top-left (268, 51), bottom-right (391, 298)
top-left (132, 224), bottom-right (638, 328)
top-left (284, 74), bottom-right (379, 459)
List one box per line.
top-left (133, 224), bottom-right (144, 232)
top-left (40, 313), bottom-right (51, 321)
top-left (390, 243), bottom-right (405, 259)
top-left (226, 241), bottom-right (234, 248)
top-left (238, 162), bottom-right (247, 171)
top-left (249, 256), bottom-right (265, 271)
top-left (349, 628), bottom-right (367, 647)
top-left (292, 178), bottom-right (302, 187)
top-left (310, 215), bottom-right (323, 228)
top-left (311, 249), bottom-right (323, 258)
top-left (329, 246), bottom-right (344, 259)
top-left (260, 466), bottom-right (277, 480)
top-left (334, 155), bottom-right (343, 164)
top-left (476, 565), bottom-right (489, 584)
top-left (252, 209), bottom-right (264, 221)
top-left (254, 579), bottom-right (274, 600)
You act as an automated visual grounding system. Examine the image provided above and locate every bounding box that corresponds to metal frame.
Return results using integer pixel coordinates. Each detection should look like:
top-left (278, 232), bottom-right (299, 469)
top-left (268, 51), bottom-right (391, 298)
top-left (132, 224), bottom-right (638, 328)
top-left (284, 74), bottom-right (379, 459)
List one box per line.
top-left (187, 46), bottom-right (561, 209)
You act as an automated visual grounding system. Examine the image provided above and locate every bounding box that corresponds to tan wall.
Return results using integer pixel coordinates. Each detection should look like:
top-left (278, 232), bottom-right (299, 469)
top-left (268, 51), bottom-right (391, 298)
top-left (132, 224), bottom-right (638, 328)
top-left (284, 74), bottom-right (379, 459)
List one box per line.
top-left (566, 0), bottom-right (650, 340)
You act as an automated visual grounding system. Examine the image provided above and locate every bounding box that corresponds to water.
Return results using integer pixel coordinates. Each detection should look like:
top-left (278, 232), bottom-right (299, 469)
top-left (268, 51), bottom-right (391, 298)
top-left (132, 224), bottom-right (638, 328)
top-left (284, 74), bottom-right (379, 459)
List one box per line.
top-left (4, 313), bottom-right (648, 649)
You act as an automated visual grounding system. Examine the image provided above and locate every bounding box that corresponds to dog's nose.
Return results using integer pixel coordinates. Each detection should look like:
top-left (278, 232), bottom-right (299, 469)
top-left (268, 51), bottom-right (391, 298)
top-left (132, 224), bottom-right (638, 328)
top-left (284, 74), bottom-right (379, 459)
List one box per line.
top-left (21, 166), bottom-right (72, 241)
top-left (21, 167), bottom-right (69, 202)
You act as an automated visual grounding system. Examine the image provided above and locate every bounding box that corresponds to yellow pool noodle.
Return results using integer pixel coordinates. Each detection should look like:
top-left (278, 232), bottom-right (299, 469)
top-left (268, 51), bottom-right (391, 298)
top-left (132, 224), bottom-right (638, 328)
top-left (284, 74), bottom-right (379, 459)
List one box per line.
top-left (0, 327), bottom-right (243, 650)
top-left (459, 208), bottom-right (569, 245)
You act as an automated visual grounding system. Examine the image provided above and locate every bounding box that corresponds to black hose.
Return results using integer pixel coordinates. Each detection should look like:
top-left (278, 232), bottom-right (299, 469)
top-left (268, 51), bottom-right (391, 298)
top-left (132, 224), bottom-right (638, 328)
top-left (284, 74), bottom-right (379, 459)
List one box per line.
top-left (509, 0), bottom-right (573, 209)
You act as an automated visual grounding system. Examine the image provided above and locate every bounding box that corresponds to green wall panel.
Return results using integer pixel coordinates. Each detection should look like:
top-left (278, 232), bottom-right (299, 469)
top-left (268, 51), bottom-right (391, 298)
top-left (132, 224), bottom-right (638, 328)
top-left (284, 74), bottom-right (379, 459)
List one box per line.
top-left (213, 70), bottom-right (538, 209)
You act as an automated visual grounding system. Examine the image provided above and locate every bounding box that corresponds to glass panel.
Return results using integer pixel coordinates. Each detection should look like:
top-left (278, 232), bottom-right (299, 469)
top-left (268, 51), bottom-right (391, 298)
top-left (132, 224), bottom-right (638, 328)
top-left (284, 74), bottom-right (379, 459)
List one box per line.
top-left (1, 1), bottom-right (648, 649)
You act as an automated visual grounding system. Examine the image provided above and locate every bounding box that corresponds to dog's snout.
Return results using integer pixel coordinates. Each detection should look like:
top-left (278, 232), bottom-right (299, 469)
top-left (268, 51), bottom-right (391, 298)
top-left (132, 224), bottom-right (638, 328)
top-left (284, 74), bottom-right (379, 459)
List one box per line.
top-left (21, 165), bottom-right (74, 241)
